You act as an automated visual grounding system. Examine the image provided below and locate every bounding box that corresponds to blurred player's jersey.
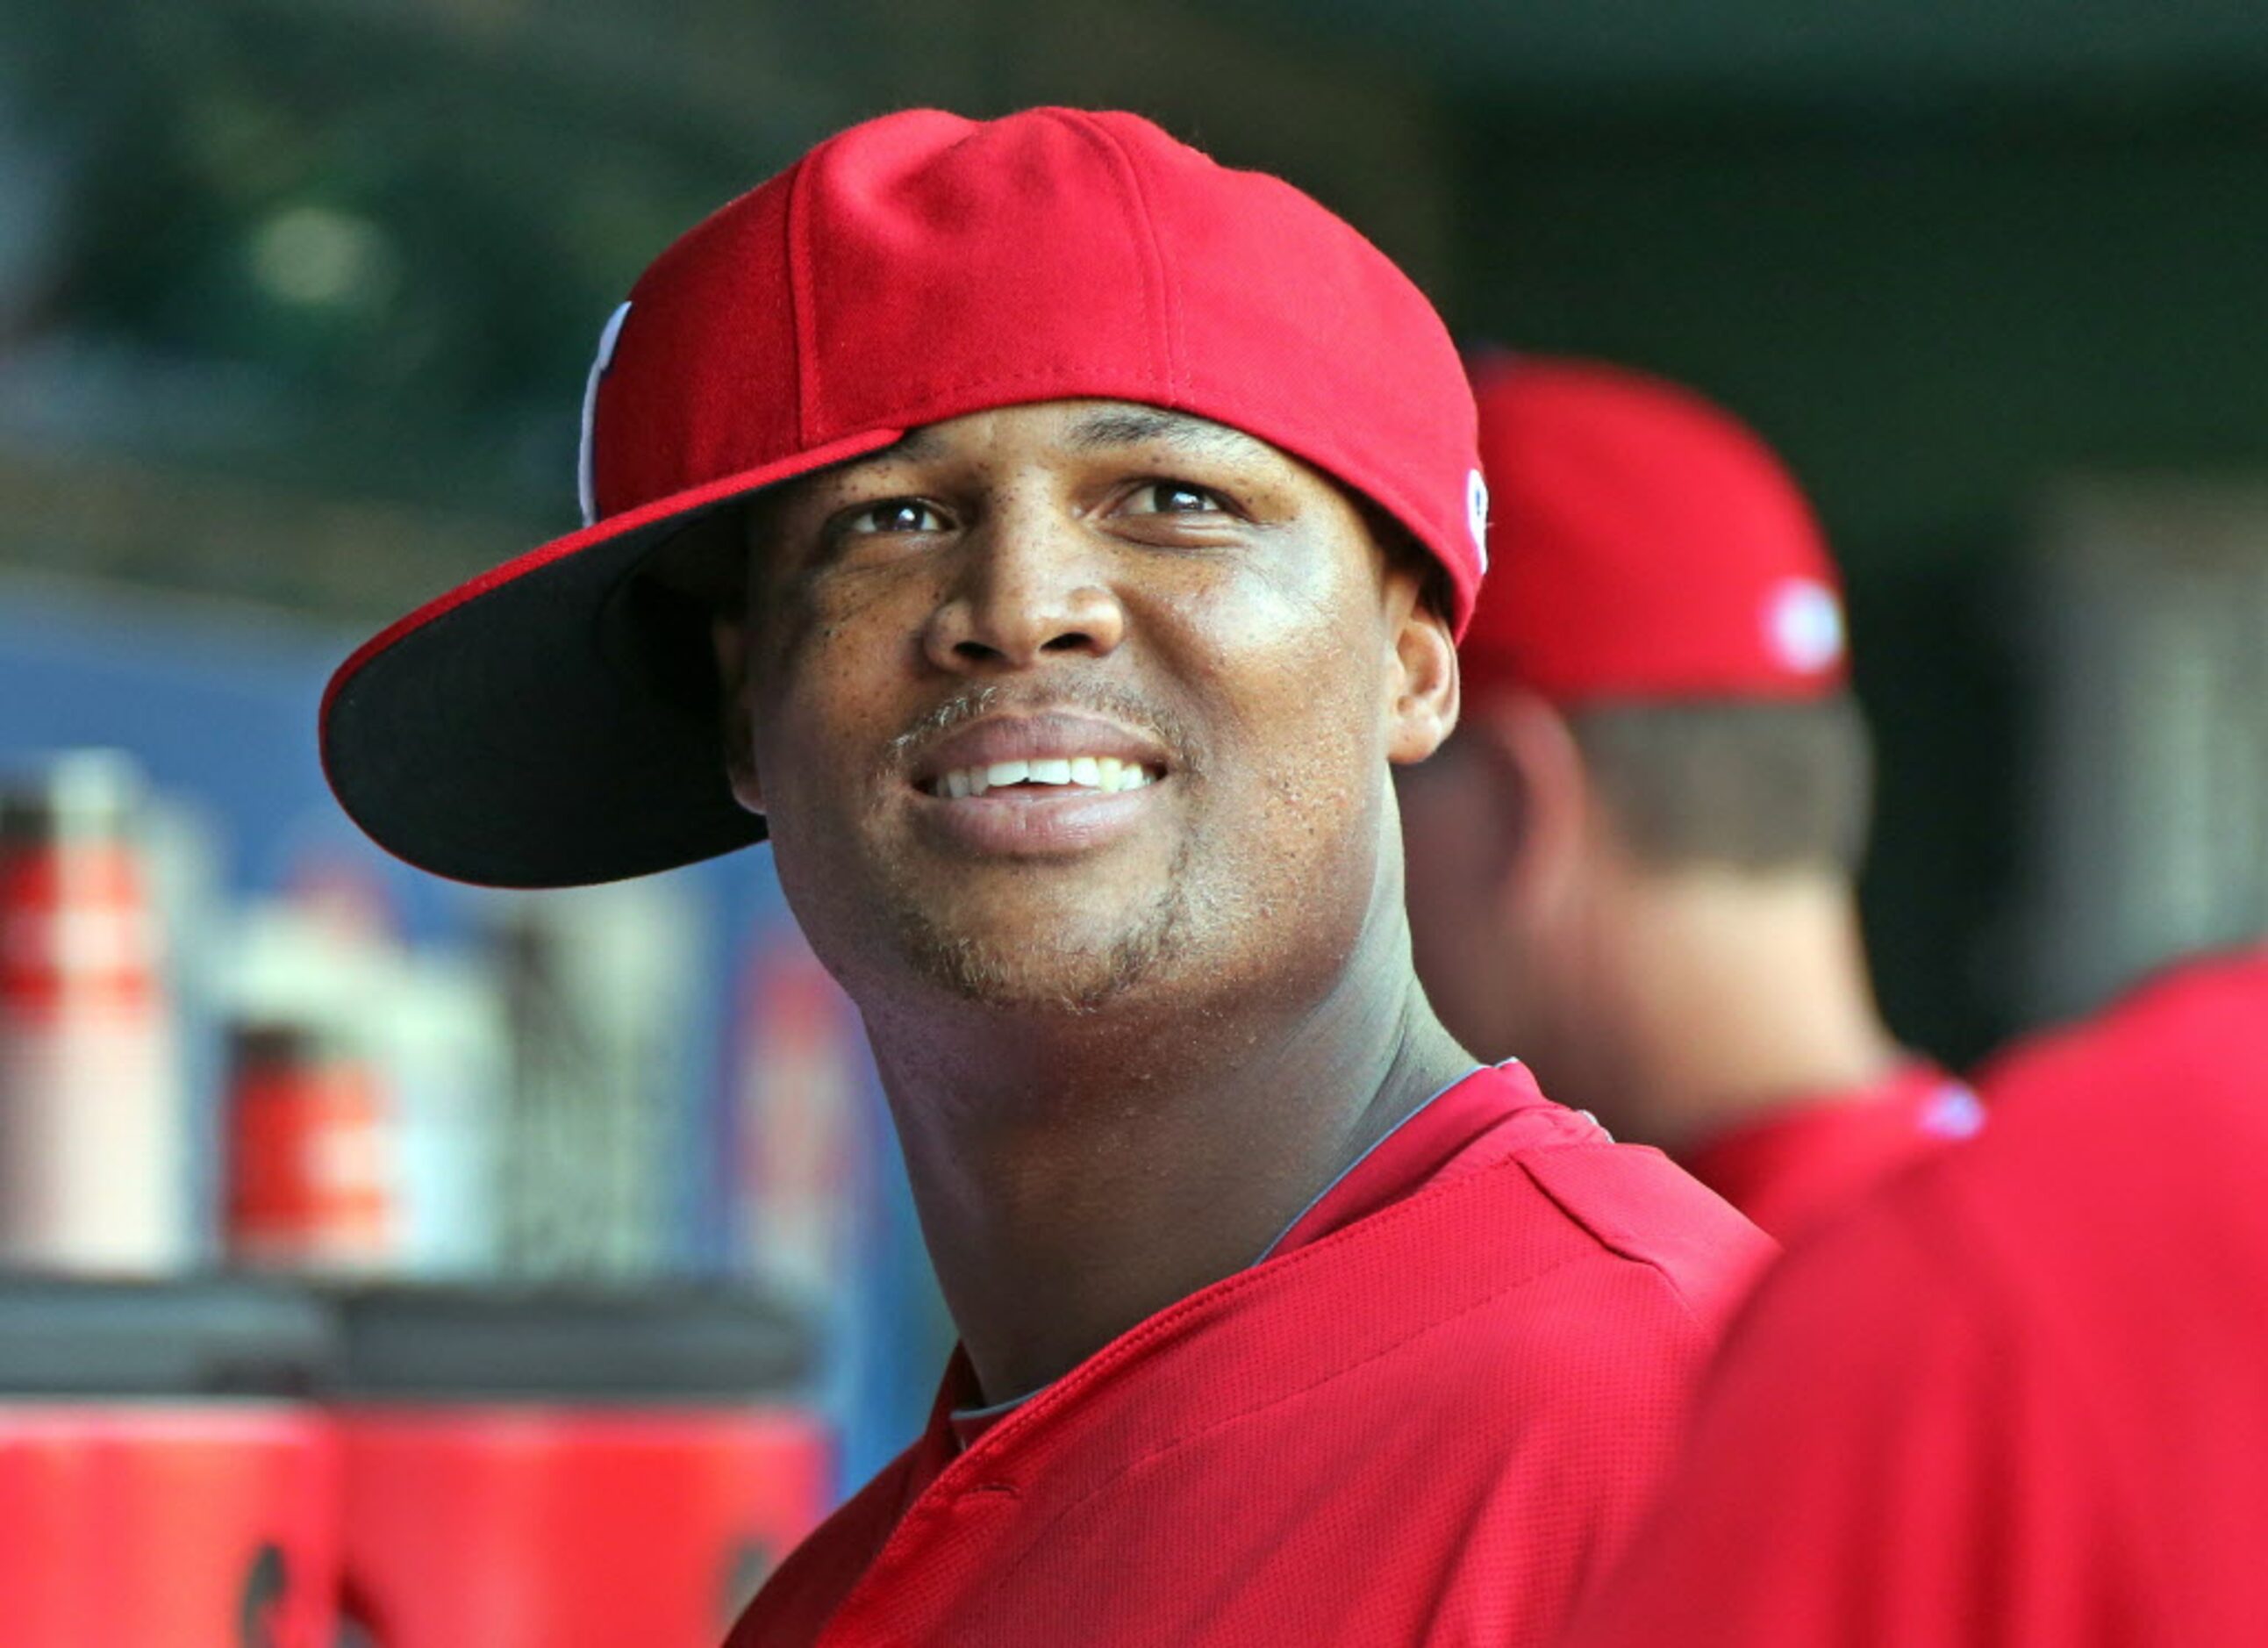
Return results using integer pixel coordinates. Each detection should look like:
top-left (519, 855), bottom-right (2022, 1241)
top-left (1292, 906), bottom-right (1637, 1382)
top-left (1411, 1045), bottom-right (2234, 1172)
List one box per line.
top-left (726, 1062), bottom-right (1772, 1647)
top-left (1681, 1061), bottom-right (1984, 1241)
top-left (1559, 947), bottom-right (2268, 1648)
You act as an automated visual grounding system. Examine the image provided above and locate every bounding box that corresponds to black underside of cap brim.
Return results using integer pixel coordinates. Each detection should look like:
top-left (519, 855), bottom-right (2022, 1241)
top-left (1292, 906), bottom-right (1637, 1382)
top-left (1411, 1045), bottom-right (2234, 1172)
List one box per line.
top-left (322, 501), bottom-right (765, 889)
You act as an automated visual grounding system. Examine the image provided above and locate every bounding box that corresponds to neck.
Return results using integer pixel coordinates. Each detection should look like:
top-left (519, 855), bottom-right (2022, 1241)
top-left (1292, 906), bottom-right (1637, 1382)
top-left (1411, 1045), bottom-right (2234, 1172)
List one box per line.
top-left (862, 903), bottom-right (1470, 1406)
top-left (1581, 868), bottom-right (1901, 1157)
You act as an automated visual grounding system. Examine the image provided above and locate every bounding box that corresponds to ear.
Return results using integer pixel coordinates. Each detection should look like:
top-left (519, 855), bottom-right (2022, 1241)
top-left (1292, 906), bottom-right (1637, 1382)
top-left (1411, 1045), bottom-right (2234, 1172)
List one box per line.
top-left (711, 613), bottom-right (766, 818)
top-left (1384, 591), bottom-right (1461, 765)
top-left (1463, 689), bottom-right (1592, 914)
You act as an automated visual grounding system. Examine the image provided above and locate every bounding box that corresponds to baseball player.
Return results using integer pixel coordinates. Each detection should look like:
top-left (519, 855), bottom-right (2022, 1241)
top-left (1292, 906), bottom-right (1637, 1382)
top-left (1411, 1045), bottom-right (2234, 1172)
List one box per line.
top-left (319, 111), bottom-right (1771, 1646)
top-left (1558, 943), bottom-right (2268, 1647)
top-left (1398, 355), bottom-right (1981, 1241)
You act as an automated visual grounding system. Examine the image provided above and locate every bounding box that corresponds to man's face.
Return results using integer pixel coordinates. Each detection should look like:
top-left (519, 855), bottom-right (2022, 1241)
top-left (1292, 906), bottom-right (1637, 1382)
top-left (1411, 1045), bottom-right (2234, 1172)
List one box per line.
top-left (724, 398), bottom-right (1444, 1018)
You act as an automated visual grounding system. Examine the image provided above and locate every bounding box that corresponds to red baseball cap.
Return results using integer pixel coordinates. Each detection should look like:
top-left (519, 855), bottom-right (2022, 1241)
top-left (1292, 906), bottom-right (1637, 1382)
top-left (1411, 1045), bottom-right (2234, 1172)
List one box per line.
top-left (1461, 354), bottom-right (1848, 705)
top-left (321, 107), bottom-right (1484, 888)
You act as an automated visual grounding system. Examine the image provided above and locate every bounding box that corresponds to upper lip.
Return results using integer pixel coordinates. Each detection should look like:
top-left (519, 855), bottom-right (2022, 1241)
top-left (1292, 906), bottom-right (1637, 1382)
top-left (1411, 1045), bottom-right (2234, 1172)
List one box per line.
top-left (910, 711), bottom-right (1173, 787)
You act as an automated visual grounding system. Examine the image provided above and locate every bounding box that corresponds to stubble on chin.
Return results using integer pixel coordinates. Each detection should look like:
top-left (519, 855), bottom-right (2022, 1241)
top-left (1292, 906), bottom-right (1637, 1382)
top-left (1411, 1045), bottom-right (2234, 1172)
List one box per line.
top-left (884, 860), bottom-right (1191, 1015)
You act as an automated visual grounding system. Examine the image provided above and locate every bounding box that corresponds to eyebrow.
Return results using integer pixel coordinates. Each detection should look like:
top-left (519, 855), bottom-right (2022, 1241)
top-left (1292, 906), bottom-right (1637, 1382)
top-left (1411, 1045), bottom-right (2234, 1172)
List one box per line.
top-left (881, 425), bottom-right (946, 462)
top-left (882, 406), bottom-right (1271, 466)
top-left (1064, 406), bottom-right (1270, 462)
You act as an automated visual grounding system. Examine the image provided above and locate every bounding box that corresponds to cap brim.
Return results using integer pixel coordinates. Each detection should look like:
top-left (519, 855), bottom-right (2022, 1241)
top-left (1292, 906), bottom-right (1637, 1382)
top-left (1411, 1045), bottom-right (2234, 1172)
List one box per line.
top-left (320, 428), bottom-right (904, 888)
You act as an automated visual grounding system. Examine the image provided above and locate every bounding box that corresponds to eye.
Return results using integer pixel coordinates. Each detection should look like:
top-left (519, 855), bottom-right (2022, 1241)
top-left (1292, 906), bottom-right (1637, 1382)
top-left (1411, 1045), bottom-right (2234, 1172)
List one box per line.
top-left (1121, 480), bottom-right (1229, 516)
top-left (838, 498), bottom-right (948, 536)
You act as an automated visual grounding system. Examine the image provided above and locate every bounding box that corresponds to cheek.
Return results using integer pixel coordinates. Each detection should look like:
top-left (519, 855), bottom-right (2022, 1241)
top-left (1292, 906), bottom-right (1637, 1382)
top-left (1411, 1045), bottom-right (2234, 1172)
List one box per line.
top-left (748, 577), bottom-right (933, 806)
top-left (1168, 555), bottom-right (1391, 764)
top-left (1208, 636), bottom-right (1386, 885)
top-left (1185, 565), bottom-right (1396, 894)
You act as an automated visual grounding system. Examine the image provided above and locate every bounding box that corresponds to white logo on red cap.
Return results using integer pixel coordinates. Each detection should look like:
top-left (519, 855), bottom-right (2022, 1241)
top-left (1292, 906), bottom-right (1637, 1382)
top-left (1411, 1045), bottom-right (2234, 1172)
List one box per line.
top-left (577, 301), bottom-right (633, 528)
top-left (1918, 1084), bottom-right (1986, 1141)
top-left (1466, 468), bottom-right (1490, 572)
top-left (1764, 577), bottom-right (1844, 674)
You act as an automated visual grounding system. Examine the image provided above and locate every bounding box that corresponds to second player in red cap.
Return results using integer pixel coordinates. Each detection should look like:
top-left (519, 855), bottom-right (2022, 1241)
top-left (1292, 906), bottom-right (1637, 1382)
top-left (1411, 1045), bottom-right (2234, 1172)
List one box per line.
top-left (1400, 355), bottom-right (1981, 1241)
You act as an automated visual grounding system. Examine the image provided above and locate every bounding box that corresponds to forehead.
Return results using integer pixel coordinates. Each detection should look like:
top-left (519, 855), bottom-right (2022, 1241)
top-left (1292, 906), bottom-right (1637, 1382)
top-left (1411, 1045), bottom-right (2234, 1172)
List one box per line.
top-left (862, 399), bottom-right (1291, 473)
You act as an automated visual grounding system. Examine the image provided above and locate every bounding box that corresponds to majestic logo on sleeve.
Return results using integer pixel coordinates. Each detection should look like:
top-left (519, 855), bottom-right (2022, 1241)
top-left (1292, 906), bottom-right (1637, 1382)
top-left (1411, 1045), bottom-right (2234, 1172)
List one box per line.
top-left (577, 301), bottom-right (634, 527)
top-left (1466, 468), bottom-right (1491, 573)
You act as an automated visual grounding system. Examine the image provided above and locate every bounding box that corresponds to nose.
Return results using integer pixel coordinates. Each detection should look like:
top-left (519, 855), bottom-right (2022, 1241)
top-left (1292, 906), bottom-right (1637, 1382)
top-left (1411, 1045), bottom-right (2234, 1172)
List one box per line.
top-left (921, 508), bottom-right (1127, 674)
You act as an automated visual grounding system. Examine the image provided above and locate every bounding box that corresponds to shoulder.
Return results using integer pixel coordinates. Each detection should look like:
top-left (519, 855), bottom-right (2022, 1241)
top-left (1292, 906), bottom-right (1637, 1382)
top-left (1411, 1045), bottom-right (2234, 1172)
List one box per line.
top-left (1347, 1125), bottom-right (1776, 1422)
top-left (1505, 1129), bottom-right (1780, 1335)
top-left (1555, 1201), bottom-right (2073, 1648)
top-left (1422, 1062), bottom-right (1777, 1330)
top-left (1556, 1111), bottom-right (2197, 1648)
top-left (726, 1445), bottom-right (925, 1647)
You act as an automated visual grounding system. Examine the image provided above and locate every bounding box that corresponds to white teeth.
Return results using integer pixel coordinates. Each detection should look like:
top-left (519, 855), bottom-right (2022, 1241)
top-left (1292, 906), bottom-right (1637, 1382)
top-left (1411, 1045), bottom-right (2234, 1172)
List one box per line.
top-left (933, 757), bottom-right (1158, 797)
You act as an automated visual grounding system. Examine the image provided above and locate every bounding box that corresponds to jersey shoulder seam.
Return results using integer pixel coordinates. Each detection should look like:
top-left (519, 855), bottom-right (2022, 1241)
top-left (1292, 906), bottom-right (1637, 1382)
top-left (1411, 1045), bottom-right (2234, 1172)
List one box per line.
top-left (1512, 1143), bottom-right (1767, 1331)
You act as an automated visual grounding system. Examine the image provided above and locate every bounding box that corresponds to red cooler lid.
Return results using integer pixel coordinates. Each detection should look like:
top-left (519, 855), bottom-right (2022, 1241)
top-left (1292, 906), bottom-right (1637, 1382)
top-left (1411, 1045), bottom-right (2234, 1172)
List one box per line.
top-left (332, 1285), bottom-right (810, 1401)
top-left (0, 1279), bottom-right (335, 1397)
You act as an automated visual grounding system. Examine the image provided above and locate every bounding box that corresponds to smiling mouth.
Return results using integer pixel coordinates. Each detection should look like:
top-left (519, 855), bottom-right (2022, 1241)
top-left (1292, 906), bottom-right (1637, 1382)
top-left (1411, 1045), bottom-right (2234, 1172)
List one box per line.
top-left (925, 756), bottom-right (1163, 799)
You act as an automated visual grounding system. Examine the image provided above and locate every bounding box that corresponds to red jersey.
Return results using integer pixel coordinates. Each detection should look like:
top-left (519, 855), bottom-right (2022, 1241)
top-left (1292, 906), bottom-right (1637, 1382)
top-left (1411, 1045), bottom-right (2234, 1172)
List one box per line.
top-left (727, 1063), bottom-right (1772, 1647)
top-left (1680, 1061), bottom-right (1983, 1241)
top-left (1559, 949), bottom-right (2268, 1648)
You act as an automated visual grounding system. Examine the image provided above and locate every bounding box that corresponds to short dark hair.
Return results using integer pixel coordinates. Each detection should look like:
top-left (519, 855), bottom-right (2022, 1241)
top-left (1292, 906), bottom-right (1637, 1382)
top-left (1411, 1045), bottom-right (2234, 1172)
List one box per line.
top-left (1567, 694), bottom-right (1874, 876)
top-left (642, 504), bottom-right (753, 617)
top-left (1350, 497), bottom-right (1457, 631)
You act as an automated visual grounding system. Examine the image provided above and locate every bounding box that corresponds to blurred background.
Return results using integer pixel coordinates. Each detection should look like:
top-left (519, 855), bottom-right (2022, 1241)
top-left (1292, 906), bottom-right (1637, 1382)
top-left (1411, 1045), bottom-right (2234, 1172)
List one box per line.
top-left (1, 1), bottom-right (2264, 1643)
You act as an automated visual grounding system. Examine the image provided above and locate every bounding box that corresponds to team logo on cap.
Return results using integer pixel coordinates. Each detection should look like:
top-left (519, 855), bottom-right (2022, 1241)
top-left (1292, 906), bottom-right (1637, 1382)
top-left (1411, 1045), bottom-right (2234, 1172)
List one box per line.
top-left (1764, 577), bottom-right (1844, 674)
top-left (576, 301), bottom-right (633, 528)
top-left (1466, 468), bottom-right (1491, 571)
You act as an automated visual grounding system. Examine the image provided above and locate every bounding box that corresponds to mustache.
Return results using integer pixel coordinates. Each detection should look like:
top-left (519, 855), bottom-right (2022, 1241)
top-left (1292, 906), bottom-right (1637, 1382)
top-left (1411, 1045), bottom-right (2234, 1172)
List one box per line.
top-left (886, 680), bottom-right (1200, 775)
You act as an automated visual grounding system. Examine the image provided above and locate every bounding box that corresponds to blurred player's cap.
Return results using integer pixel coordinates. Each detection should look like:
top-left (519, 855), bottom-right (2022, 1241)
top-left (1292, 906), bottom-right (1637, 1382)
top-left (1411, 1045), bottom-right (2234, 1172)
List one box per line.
top-left (321, 107), bottom-right (1482, 888)
top-left (1462, 354), bottom-right (1847, 705)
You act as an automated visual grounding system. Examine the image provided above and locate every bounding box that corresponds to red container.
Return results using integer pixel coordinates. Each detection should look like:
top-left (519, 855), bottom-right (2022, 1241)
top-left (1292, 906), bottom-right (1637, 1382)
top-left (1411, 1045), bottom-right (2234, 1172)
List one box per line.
top-left (226, 1026), bottom-right (393, 1273)
top-left (0, 1401), bottom-right (340, 1647)
top-left (0, 755), bottom-right (187, 1273)
top-left (337, 1404), bottom-right (829, 1647)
